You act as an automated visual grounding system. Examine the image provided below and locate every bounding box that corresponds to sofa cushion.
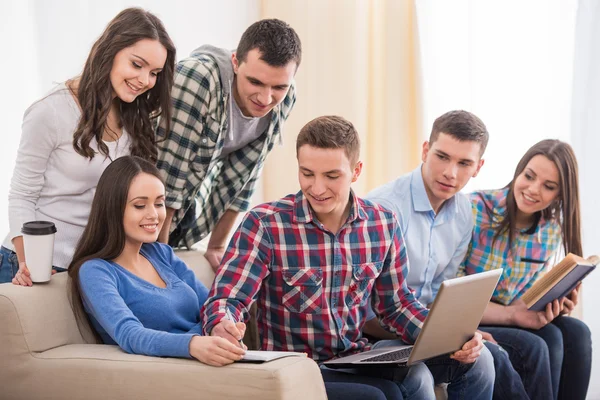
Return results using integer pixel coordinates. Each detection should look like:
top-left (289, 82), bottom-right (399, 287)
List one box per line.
top-left (0, 273), bottom-right (89, 352)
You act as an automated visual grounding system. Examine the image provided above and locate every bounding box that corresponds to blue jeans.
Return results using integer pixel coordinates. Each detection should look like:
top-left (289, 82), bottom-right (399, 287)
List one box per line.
top-left (528, 316), bottom-right (592, 400)
top-left (0, 246), bottom-right (19, 283)
top-left (372, 339), bottom-right (494, 400)
top-left (324, 382), bottom-right (388, 400)
top-left (480, 326), bottom-right (552, 400)
top-left (322, 368), bottom-right (404, 400)
top-left (321, 360), bottom-right (434, 399)
top-left (483, 340), bottom-right (530, 400)
top-left (0, 246), bottom-right (66, 284)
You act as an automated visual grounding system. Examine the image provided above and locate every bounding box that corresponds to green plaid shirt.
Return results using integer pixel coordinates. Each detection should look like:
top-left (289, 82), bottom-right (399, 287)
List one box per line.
top-left (156, 52), bottom-right (297, 248)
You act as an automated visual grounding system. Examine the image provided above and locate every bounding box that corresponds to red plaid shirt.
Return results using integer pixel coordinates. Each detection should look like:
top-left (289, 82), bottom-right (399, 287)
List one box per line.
top-left (203, 191), bottom-right (428, 361)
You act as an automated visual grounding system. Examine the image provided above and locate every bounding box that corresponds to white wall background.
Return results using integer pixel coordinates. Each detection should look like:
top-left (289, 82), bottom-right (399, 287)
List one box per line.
top-left (572, 0), bottom-right (600, 397)
top-left (416, 0), bottom-right (577, 192)
top-left (0, 0), bottom-right (260, 237)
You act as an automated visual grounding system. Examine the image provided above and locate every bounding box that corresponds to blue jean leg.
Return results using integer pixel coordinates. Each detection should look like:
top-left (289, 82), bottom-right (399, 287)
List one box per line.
top-left (480, 326), bottom-right (553, 400)
top-left (424, 344), bottom-right (494, 400)
top-left (483, 340), bottom-right (529, 400)
top-left (321, 367), bottom-right (404, 400)
top-left (321, 362), bottom-right (433, 400)
top-left (0, 246), bottom-right (19, 283)
top-left (371, 339), bottom-right (494, 400)
top-left (526, 322), bottom-right (563, 399)
top-left (324, 382), bottom-right (390, 400)
top-left (531, 316), bottom-right (592, 400)
top-left (369, 340), bottom-right (436, 399)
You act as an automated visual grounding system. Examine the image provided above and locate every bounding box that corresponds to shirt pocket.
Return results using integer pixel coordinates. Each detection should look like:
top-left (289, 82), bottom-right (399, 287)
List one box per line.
top-left (281, 267), bottom-right (324, 313)
top-left (345, 262), bottom-right (382, 307)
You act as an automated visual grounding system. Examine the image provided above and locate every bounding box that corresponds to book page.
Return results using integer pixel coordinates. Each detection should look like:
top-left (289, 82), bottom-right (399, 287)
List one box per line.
top-left (521, 254), bottom-right (580, 306)
top-left (522, 253), bottom-right (596, 307)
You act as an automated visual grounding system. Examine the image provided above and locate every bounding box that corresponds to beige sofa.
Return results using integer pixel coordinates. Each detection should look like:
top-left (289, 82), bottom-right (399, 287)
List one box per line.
top-left (0, 249), bottom-right (327, 400)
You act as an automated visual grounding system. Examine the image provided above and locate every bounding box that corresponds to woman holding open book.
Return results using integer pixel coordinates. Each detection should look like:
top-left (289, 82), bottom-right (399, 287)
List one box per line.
top-left (459, 139), bottom-right (592, 400)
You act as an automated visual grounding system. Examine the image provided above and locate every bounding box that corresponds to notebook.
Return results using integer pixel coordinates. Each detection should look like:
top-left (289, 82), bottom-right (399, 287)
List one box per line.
top-left (521, 254), bottom-right (598, 311)
top-left (239, 350), bottom-right (307, 363)
top-left (323, 269), bottom-right (502, 367)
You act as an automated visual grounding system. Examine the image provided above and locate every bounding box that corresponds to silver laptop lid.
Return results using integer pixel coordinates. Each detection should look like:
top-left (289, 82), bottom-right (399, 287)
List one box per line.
top-left (407, 269), bottom-right (502, 365)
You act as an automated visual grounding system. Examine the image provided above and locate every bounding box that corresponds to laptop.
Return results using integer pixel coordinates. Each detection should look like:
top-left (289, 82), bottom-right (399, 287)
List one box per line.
top-left (324, 269), bottom-right (502, 368)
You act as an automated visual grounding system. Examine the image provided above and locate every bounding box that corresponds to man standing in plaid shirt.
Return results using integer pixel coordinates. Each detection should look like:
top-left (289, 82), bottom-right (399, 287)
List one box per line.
top-left (203, 116), bottom-right (494, 398)
top-left (156, 20), bottom-right (301, 271)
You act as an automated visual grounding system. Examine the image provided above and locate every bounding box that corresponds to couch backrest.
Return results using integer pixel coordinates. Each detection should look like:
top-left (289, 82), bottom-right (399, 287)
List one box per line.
top-left (0, 273), bottom-right (93, 354)
top-left (174, 249), bottom-right (216, 288)
top-left (0, 249), bottom-right (216, 358)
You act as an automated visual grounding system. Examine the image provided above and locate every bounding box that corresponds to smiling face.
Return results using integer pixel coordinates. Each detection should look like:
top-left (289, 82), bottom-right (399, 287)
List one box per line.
top-left (513, 154), bottom-right (560, 221)
top-left (298, 145), bottom-right (362, 229)
top-left (109, 38), bottom-right (167, 103)
top-left (122, 172), bottom-right (166, 246)
top-left (232, 48), bottom-right (296, 118)
top-left (421, 132), bottom-right (484, 213)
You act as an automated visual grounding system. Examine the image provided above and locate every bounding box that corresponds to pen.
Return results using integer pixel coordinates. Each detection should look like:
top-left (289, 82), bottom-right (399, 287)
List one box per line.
top-left (224, 308), bottom-right (245, 349)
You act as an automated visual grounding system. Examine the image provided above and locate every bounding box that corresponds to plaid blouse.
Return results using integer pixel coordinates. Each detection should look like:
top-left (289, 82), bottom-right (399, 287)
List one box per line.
top-left (203, 191), bottom-right (428, 361)
top-left (458, 188), bottom-right (562, 305)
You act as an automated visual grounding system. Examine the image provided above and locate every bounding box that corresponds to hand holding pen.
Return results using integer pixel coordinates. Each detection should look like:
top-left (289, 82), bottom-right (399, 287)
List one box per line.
top-left (210, 307), bottom-right (247, 350)
top-left (225, 308), bottom-right (246, 349)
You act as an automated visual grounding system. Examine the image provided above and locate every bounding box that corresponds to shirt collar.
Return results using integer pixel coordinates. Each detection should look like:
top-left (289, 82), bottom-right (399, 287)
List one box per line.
top-left (293, 189), bottom-right (367, 226)
top-left (410, 165), bottom-right (458, 217)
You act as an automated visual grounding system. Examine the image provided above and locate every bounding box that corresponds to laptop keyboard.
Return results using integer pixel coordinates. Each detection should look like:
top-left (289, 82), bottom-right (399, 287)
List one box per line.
top-left (359, 347), bottom-right (413, 363)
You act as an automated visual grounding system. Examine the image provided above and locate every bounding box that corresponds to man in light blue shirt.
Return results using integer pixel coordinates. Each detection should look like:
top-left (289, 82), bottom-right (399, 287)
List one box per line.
top-left (363, 110), bottom-right (551, 400)
top-left (366, 165), bottom-right (473, 306)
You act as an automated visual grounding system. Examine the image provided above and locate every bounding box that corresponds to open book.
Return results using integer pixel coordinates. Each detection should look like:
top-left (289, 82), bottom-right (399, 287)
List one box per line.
top-left (521, 253), bottom-right (599, 311)
top-left (239, 350), bottom-right (307, 363)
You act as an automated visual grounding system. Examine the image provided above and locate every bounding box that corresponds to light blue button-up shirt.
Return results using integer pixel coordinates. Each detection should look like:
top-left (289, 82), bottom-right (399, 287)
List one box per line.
top-left (365, 165), bottom-right (473, 307)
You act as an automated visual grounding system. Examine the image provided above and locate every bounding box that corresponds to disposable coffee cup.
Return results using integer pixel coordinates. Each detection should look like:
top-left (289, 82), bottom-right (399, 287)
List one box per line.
top-left (21, 221), bottom-right (57, 283)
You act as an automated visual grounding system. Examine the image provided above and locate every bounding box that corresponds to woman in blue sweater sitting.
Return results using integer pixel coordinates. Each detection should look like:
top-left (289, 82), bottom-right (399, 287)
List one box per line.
top-left (67, 156), bottom-right (401, 400)
top-left (68, 156), bottom-right (246, 366)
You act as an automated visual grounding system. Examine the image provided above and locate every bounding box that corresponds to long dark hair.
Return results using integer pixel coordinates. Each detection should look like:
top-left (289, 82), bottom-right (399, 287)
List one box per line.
top-left (482, 139), bottom-right (582, 256)
top-left (68, 156), bottom-right (164, 340)
top-left (72, 7), bottom-right (176, 162)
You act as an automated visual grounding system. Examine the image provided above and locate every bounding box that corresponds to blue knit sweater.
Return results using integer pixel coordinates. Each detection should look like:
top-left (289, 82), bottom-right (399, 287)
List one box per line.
top-left (79, 242), bottom-right (209, 358)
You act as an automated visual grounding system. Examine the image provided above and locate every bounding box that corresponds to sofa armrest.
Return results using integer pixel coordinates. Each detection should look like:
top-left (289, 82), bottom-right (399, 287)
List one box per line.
top-left (1, 343), bottom-right (327, 400)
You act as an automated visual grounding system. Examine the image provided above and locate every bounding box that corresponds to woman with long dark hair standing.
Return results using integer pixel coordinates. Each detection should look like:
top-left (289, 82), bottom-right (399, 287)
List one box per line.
top-left (460, 139), bottom-right (592, 400)
top-left (1, 7), bottom-right (176, 285)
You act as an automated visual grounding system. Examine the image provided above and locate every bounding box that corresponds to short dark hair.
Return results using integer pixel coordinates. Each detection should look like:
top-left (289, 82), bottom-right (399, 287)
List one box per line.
top-left (430, 110), bottom-right (489, 156)
top-left (296, 116), bottom-right (360, 164)
top-left (236, 19), bottom-right (302, 68)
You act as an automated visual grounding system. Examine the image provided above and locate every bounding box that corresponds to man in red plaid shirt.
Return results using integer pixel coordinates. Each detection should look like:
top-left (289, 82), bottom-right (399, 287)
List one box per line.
top-left (203, 116), bottom-right (492, 398)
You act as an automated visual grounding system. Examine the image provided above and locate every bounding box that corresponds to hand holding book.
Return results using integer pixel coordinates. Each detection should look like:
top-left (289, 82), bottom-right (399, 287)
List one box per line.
top-left (521, 254), bottom-right (598, 311)
top-left (560, 282), bottom-right (581, 315)
top-left (510, 297), bottom-right (564, 330)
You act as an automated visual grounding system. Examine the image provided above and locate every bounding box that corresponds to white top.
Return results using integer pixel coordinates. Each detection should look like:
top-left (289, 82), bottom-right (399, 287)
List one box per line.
top-left (3, 83), bottom-right (131, 268)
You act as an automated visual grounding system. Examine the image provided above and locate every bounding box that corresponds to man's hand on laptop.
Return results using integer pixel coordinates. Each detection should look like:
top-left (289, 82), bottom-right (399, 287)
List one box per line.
top-left (211, 319), bottom-right (248, 349)
top-left (477, 330), bottom-right (497, 344)
top-left (450, 331), bottom-right (484, 364)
